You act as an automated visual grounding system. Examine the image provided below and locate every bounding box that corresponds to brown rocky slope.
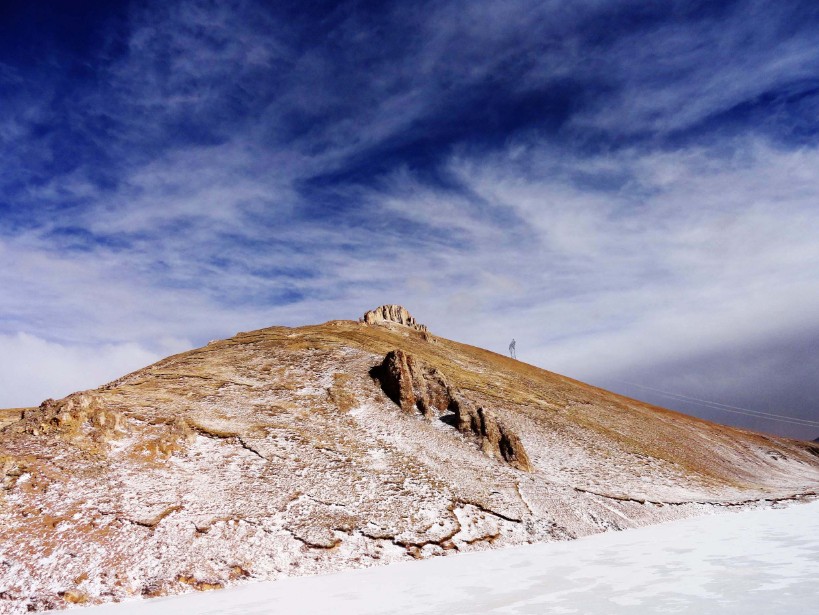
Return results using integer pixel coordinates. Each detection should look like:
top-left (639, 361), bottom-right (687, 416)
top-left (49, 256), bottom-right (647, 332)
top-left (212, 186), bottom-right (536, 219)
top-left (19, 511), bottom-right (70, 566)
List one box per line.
top-left (1, 305), bottom-right (818, 612)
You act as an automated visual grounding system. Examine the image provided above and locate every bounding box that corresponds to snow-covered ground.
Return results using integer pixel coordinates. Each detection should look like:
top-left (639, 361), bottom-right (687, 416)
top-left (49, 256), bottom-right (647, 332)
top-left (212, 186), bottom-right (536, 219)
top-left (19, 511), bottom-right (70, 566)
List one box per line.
top-left (59, 501), bottom-right (819, 614)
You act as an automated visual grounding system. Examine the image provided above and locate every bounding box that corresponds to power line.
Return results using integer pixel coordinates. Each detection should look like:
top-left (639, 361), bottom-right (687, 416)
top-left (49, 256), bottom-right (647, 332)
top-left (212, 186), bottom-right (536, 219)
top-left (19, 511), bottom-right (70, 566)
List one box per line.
top-left (617, 379), bottom-right (819, 428)
top-left (612, 378), bottom-right (819, 429)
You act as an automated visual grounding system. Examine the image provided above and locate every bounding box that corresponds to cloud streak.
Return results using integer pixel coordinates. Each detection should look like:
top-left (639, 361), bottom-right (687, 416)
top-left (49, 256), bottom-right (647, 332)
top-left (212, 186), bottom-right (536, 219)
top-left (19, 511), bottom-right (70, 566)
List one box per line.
top-left (1, 0), bottom-right (818, 438)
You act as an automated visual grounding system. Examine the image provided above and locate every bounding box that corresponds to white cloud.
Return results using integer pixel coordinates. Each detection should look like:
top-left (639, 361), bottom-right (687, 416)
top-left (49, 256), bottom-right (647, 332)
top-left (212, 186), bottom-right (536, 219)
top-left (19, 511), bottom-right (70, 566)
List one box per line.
top-left (569, 1), bottom-right (819, 135)
top-left (2, 0), bottom-right (818, 439)
top-left (4, 132), bottom-right (818, 435)
top-left (317, 139), bottom-right (817, 406)
top-left (0, 333), bottom-right (164, 408)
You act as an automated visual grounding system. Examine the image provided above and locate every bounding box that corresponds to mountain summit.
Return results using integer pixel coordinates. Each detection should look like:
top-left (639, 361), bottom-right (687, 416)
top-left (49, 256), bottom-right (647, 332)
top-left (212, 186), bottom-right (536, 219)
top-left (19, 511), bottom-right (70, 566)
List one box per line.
top-left (361, 304), bottom-right (428, 331)
top-left (2, 307), bottom-right (818, 612)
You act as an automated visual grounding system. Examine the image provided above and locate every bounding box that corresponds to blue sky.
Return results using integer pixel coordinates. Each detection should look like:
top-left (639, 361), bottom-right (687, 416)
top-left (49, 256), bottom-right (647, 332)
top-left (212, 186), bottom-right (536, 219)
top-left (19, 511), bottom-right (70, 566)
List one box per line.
top-left (2, 0), bottom-right (819, 439)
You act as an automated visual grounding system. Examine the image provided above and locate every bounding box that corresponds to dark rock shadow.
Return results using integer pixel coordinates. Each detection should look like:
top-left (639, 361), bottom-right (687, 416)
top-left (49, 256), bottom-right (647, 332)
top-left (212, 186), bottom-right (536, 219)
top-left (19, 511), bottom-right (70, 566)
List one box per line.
top-left (439, 412), bottom-right (458, 428)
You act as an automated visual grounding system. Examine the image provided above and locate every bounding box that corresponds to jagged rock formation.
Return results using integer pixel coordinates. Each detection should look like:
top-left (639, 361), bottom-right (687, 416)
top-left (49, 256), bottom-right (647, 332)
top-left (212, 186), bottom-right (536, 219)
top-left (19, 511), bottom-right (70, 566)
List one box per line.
top-left (1, 311), bottom-right (818, 613)
top-left (373, 349), bottom-right (532, 471)
top-left (13, 393), bottom-right (126, 442)
top-left (362, 304), bottom-right (427, 332)
top-left (374, 349), bottom-right (452, 417)
top-left (451, 401), bottom-right (533, 472)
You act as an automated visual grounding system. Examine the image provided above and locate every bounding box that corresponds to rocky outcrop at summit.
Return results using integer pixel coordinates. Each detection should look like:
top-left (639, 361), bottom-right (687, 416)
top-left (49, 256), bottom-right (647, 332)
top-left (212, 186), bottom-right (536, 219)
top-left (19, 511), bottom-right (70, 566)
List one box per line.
top-left (362, 305), bottom-right (427, 332)
top-left (373, 349), bottom-right (532, 472)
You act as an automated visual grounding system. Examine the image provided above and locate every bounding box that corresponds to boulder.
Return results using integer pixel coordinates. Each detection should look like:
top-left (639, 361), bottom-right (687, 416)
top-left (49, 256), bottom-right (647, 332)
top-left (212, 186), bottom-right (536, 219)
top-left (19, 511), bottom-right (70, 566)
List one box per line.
top-left (450, 399), bottom-right (533, 472)
top-left (376, 350), bottom-right (453, 418)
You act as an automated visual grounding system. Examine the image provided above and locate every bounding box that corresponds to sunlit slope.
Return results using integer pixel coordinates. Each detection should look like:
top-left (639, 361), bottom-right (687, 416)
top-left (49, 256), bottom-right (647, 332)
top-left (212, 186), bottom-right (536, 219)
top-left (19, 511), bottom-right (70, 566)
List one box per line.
top-left (1, 317), bottom-right (817, 612)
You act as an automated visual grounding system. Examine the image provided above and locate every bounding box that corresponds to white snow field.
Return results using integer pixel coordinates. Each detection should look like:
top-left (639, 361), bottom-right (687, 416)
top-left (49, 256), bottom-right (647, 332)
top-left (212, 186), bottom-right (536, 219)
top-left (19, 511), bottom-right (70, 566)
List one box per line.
top-left (61, 500), bottom-right (819, 615)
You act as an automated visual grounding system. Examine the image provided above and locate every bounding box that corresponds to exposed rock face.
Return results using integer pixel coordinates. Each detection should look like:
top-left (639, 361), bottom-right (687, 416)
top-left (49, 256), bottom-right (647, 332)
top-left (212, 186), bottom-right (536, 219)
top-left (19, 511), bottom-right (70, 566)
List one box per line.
top-left (13, 393), bottom-right (126, 445)
top-left (375, 349), bottom-right (453, 417)
top-left (451, 401), bottom-right (533, 472)
top-left (374, 349), bottom-right (532, 472)
top-left (362, 305), bottom-right (428, 332)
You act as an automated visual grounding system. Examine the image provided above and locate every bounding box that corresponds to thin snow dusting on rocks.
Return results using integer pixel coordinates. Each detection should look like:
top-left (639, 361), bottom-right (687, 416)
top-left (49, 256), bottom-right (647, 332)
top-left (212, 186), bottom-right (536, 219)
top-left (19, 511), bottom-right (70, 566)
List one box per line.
top-left (63, 499), bottom-right (819, 615)
top-left (1, 306), bottom-right (818, 613)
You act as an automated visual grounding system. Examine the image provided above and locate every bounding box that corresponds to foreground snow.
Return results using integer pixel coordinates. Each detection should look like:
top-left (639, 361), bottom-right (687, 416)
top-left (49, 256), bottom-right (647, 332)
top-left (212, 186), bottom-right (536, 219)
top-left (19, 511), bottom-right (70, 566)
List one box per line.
top-left (56, 500), bottom-right (819, 614)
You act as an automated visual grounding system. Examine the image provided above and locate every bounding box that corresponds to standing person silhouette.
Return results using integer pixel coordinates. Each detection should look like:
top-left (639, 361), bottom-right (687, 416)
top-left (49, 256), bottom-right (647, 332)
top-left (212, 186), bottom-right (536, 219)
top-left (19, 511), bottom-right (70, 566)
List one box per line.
top-left (509, 338), bottom-right (516, 359)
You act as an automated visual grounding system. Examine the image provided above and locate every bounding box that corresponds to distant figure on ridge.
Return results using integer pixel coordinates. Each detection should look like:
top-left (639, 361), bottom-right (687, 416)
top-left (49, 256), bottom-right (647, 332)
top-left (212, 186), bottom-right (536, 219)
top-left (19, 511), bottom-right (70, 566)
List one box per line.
top-left (509, 338), bottom-right (516, 359)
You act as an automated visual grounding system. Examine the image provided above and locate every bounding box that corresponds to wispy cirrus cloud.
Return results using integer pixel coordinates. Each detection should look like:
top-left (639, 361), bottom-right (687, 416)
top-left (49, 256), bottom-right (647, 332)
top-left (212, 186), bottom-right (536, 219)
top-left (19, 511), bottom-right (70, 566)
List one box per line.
top-left (357, 137), bottom-right (819, 437)
top-left (1, 0), bottom-right (818, 437)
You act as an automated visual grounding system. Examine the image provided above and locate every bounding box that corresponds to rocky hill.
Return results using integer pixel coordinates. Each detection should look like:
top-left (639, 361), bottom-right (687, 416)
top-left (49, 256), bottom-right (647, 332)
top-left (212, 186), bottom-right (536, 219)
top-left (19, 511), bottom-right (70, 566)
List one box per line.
top-left (2, 305), bottom-right (818, 612)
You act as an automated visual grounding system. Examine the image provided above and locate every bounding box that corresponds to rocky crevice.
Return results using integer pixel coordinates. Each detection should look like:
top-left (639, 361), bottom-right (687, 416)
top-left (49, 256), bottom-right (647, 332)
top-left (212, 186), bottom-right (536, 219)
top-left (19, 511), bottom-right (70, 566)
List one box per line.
top-left (129, 505), bottom-right (185, 529)
top-left (573, 486), bottom-right (819, 507)
top-left (453, 498), bottom-right (524, 524)
top-left (373, 349), bottom-right (532, 472)
top-left (236, 437), bottom-right (267, 461)
top-left (183, 419), bottom-right (267, 461)
top-left (360, 501), bottom-right (512, 558)
top-left (89, 504), bottom-right (185, 530)
top-left (283, 526), bottom-right (344, 550)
